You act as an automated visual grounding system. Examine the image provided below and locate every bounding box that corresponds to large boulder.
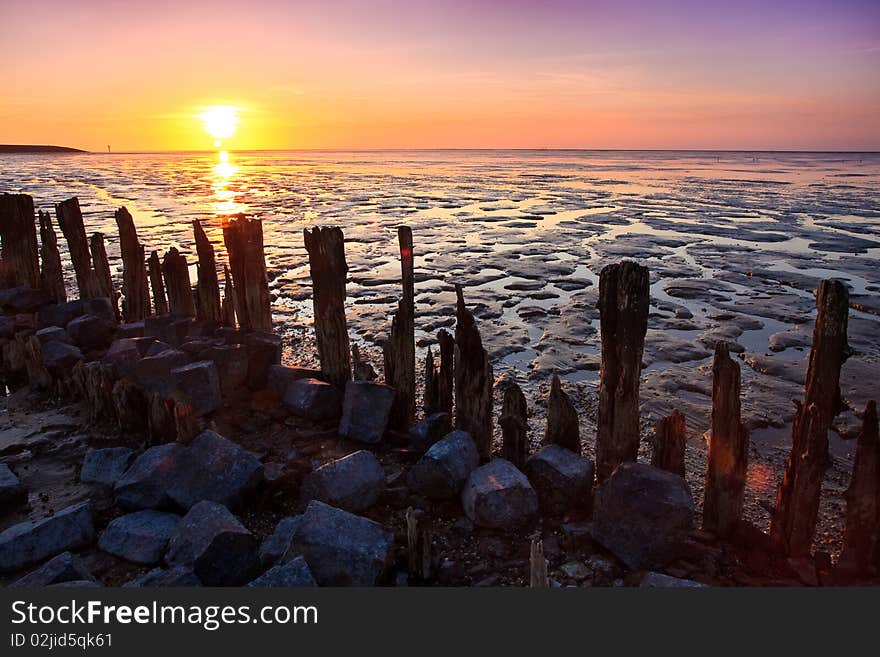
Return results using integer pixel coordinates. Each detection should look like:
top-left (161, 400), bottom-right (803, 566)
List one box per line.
top-left (338, 381), bottom-right (395, 444)
top-left (284, 500), bottom-right (394, 586)
top-left (247, 556), bottom-right (317, 587)
top-left (36, 299), bottom-right (84, 330)
top-left (204, 345), bottom-right (248, 396)
top-left (0, 463), bottom-right (26, 505)
top-left (461, 459), bottom-right (539, 530)
top-left (409, 412), bottom-right (452, 453)
top-left (170, 360), bottom-right (222, 416)
top-left (524, 445), bottom-right (594, 515)
top-left (0, 502), bottom-right (94, 573)
top-left (0, 286), bottom-right (48, 314)
top-left (34, 326), bottom-right (72, 345)
top-left (98, 510), bottom-right (181, 564)
top-left (123, 566), bottom-right (202, 588)
top-left (301, 450), bottom-right (384, 513)
top-left (41, 341), bottom-right (83, 373)
top-left (165, 501), bottom-right (260, 586)
top-left (114, 443), bottom-right (186, 510)
top-left (283, 378), bottom-right (342, 421)
top-left (66, 314), bottom-right (115, 351)
top-left (591, 463), bottom-right (695, 570)
top-left (134, 348), bottom-right (190, 393)
top-left (268, 364), bottom-right (322, 398)
top-left (407, 430), bottom-right (479, 500)
top-left (259, 516), bottom-right (302, 566)
top-left (80, 447), bottom-right (138, 487)
top-left (9, 551), bottom-right (94, 588)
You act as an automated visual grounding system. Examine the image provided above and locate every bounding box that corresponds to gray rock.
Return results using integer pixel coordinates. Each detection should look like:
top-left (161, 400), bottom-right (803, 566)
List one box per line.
top-left (102, 337), bottom-right (155, 374)
top-left (0, 463), bottom-right (26, 505)
top-left (285, 500), bottom-right (394, 586)
top-left (81, 297), bottom-right (115, 322)
top-left (9, 551), bottom-right (94, 587)
top-left (117, 321), bottom-right (145, 338)
top-left (80, 447), bottom-right (138, 487)
top-left (591, 463), bottom-right (695, 570)
top-left (98, 510), bottom-right (181, 564)
top-left (37, 299), bottom-right (83, 330)
top-left (124, 566), bottom-right (202, 587)
top-left (166, 430), bottom-right (263, 511)
top-left (338, 381), bottom-right (395, 443)
top-left (301, 450), bottom-right (384, 513)
top-left (66, 314), bottom-right (115, 351)
top-left (283, 378), bottom-right (342, 421)
top-left (461, 459), bottom-right (539, 530)
top-left (204, 345), bottom-right (248, 396)
top-left (41, 341), bottom-right (83, 372)
top-left (409, 412), bottom-right (452, 453)
top-left (259, 516), bottom-right (302, 566)
top-left (49, 579), bottom-right (103, 588)
top-left (0, 502), bottom-right (94, 573)
top-left (0, 286), bottom-right (48, 313)
top-left (247, 556), bottom-right (317, 587)
top-left (170, 360), bottom-right (221, 416)
top-left (407, 430), bottom-right (479, 499)
top-left (165, 501), bottom-right (260, 586)
top-left (268, 364), bottom-right (322, 398)
top-left (114, 443), bottom-right (185, 510)
top-left (524, 445), bottom-right (594, 515)
top-left (134, 349), bottom-right (190, 393)
top-left (639, 571), bottom-right (707, 588)
top-left (35, 326), bottom-right (71, 345)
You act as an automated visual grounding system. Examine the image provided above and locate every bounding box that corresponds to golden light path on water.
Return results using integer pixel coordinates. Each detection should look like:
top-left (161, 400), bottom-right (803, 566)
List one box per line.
top-left (212, 150), bottom-right (244, 216)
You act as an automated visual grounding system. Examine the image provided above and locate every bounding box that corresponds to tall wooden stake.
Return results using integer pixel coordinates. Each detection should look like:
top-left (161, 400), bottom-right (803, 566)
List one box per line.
top-left (437, 329), bottom-right (454, 416)
top-left (223, 215), bottom-right (272, 332)
top-left (423, 347), bottom-right (440, 414)
top-left (0, 193), bottom-right (40, 289)
top-left (162, 247), bottom-right (195, 317)
top-left (55, 197), bottom-right (99, 299)
top-left (192, 220), bottom-right (222, 323)
top-left (839, 401), bottom-right (878, 575)
top-left (500, 381), bottom-right (529, 469)
top-left (90, 232), bottom-right (118, 316)
top-left (454, 285), bottom-right (493, 459)
top-left (529, 538), bottom-right (548, 588)
top-left (544, 372), bottom-right (581, 454)
top-left (383, 226), bottom-right (416, 428)
top-left (148, 250), bottom-right (168, 315)
top-left (220, 264), bottom-right (236, 327)
top-left (115, 207), bottom-right (150, 321)
top-left (652, 410), bottom-right (686, 478)
top-left (38, 210), bottom-right (66, 303)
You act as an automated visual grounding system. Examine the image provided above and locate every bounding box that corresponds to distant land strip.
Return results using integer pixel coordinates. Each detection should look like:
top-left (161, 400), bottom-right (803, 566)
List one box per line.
top-left (0, 144), bottom-right (86, 153)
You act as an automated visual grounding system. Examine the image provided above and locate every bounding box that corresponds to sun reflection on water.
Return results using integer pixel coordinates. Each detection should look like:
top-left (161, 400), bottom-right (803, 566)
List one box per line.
top-left (211, 150), bottom-right (246, 216)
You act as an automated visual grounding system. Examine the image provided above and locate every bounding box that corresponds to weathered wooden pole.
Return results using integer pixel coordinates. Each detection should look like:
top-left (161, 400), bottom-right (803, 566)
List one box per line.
top-left (192, 220), bottom-right (222, 323)
top-left (303, 226), bottom-right (351, 387)
top-left (423, 347), bottom-right (440, 414)
top-left (55, 197), bottom-right (98, 298)
top-left (162, 247), bottom-right (195, 317)
top-left (839, 401), bottom-right (878, 575)
top-left (89, 232), bottom-right (118, 317)
top-left (223, 215), bottom-right (272, 332)
top-left (0, 193), bottom-right (40, 289)
top-left (544, 372), bottom-right (581, 454)
top-left (383, 226), bottom-right (416, 428)
top-left (529, 538), bottom-right (548, 588)
top-left (38, 210), bottom-right (66, 303)
top-left (500, 381), bottom-right (529, 469)
top-left (220, 264), bottom-right (236, 327)
top-left (702, 342), bottom-right (749, 536)
top-left (771, 279), bottom-right (849, 556)
top-left (115, 207), bottom-right (150, 321)
top-left (454, 285), bottom-right (494, 459)
top-left (405, 507), bottom-right (431, 582)
top-left (352, 344), bottom-right (376, 381)
top-left (652, 409), bottom-right (686, 478)
top-left (595, 260), bottom-right (649, 482)
top-left (437, 328), bottom-right (454, 416)
top-left (147, 251), bottom-right (168, 315)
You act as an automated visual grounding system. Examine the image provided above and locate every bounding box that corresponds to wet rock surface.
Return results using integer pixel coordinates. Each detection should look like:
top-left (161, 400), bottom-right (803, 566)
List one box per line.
top-left (407, 430), bottom-right (479, 500)
top-left (98, 510), bottom-right (181, 564)
top-left (462, 459), bottom-right (539, 530)
top-left (0, 502), bottom-right (94, 573)
top-left (301, 450), bottom-right (384, 513)
top-left (247, 556), bottom-right (317, 587)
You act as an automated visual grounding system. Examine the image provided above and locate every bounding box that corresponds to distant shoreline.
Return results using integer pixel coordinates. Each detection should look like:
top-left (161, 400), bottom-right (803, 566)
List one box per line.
top-left (0, 144), bottom-right (86, 154)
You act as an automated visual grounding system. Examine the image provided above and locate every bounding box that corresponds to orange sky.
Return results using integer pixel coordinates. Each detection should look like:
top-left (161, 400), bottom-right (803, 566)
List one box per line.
top-left (1, 0), bottom-right (878, 151)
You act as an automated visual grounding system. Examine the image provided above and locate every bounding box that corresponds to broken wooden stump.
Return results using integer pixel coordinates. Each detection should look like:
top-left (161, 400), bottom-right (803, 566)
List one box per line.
top-left (499, 381), bottom-right (529, 469)
top-left (148, 250), bottom-right (168, 316)
top-left (595, 260), bottom-right (649, 482)
top-left (303, 226), bottom-right (350, 387)
top-left (89, 232), bottom-right (118, 318)
top-left (55, 197), bottom-right (99, 299)
top-left (38, 210), bottom-right (66, 304)
top-left (115, 207), bottom-right (151, 322)
top-left (0, 193), bottom-right (40, 289)
top-left (405, 507), bottom-right (431, 582)
top-left (839, 401), bottom-right (879, 576)
top-left (544, 372), bottom-right (580, 455)
top-left (352, 344), bottom-right (377, 381)
top-left (702, 342), bottom-right (748, 537)
top-left (771, 279), bottom-right (850, 556)
top-left (529, 538), bottom-right (548, 588)
top-left (223, 215), bottom-right (271, 332)
top-left (221, 264), bottom-right (236, 327)
top-left (383, 226), bottom-right (416, 429)
top-left (161, 247), bottom-right (196, 317)
top-left (453, 285), bottom-right (493, 459)
top-left (193, 220), bottom-right (222, 323)
top-left (423, 347), bottom-right (440, 414)
top-left (437, 328), bottom-right (454, 416)
top-left (651, 410), bottom-right (686, 478)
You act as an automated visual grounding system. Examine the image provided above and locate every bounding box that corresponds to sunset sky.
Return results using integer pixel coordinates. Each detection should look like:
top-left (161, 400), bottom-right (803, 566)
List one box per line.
top-left (1, 0), bottom-right (878, 151)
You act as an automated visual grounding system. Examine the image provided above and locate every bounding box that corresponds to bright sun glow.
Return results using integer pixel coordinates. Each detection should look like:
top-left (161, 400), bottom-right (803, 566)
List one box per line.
top-left (198, 105), bottom-right (239, 141)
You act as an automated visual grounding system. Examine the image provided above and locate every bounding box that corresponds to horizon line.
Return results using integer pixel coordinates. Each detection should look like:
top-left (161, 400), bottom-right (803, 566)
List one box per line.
top-left (51, 147), bottom-right (880, 155)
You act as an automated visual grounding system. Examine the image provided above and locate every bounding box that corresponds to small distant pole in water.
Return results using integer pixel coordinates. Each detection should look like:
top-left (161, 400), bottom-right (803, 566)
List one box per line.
top-left (107, 145), bottom-right (111, 153)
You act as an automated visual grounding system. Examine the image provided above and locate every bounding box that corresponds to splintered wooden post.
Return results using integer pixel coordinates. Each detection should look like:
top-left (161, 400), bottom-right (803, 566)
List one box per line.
top-left (89, 233), bottom-right (118, 316)
top-left (38, 210), bottom-right (66, 303)
top-left (544, 372), bottom-right (581, 454)
top-left (352, 344), bottom-right (376, 381)
top-left (55, 197), bottom-right (98, 298)
top-left (406, 507), bottom-right (431, 582)
top-left (595, 260), bottom-right (649, 482)
top-left (303, 226), bottom-right (351, 387)
top-left (0, 193), bottom-right (40, 289)
top-left (220, 264), bottom-right (236, 327)
top-left (423, 347), bottom-right (440, 414)
top-left (454, 285), bottom-right (494, 459)
top-left (115, 207), bottom-right (151, 321)
top-left (529, 538), bottom-right (548, 588)
top-left (652, 410), bottom-right (686, 478)
top-left (192, 220), bottom-right (222, 323)
top-left (223, 215), bottom-right (272, 332)
top-left (437, 328), bottom-right (454, 416)
top-left (162, 247), bottom-right (195, 317)
top-left (771, 279), bottom-right (849, 556)
top-left (383, 226), bottom-right (416, 428)
top-left (500, 381), bottom-right (529, 469)
top-left (702, 342), bottom-right (749, 537)
top-left (839, 401), bottom-right (879, 575)
top-left (148, 250), bottom-right (168, 315)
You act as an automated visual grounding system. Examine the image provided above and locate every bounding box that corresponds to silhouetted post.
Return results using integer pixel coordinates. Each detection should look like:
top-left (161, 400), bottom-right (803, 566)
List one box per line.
top-left (437, 328), bottom-right (454, 416)
top-left (529, 538), bottom-right (548, 588)
top-left (221, 264), bottom-right (236, 327)
top-left (652, 410), bottom-right (686, 478)
top-left (406, 507), bottom-right (431, 582)
top-left (454, 285), bottom-right (493, 459)
top-left (595, 260), bottom-right (649, 482)
top-left (544, 372), bottom-right (581, 454)
top-left (38, 210), bottom-right (66, 303)
top-left (162, 247), bottom-right (195, 317)
top-left (223, 215), bottom-right (272, 332)
top-left (148, 251), bottom-right (168, 315)
top-left (0, 193), bottom-right (40, 289)
top-left (771, 279), bottom-right (849, 556)
top-left (423, 347), bottom-right (440, 414)
top-left (90, 232), bottom-right (118, 317)
top-left (703, 342), bottom-right (749, 536)
top-left (383, 226), bottom-right (416, 428)
top-left (839, 401), bottom-right (878, 575)
top-left (55, 197), bottom-right (99, 298)
top-left (352, 344), bottom-right (376, 381)
top-left (303, 226), bottom-right (351, 387)
top-left (115, 207), bottom-right (150, 321)
top-left (192, 220), bottom-right (222, 323)
top-left (500, 381), bottom-right (529, 469)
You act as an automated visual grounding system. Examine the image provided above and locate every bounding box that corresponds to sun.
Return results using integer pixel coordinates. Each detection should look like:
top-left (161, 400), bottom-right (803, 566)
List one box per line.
top-left (198, 105), bottom-right (239, 143)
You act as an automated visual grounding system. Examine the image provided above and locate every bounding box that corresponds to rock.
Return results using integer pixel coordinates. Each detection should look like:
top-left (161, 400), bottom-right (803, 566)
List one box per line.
top-left (591, 463), bottom-right (695, 570)
top-left (259, 516), bottom-right (302, 566)
top-left (524, 445), bottom-right (594, 515)
top-left (338, 381), bottom-right (396, 443)
top-left (301, 450), bottom-right (384, 513)
top-left (409, 412), bottom-right (452, 453)
top-left (639, 572), bottom-right (707, 588)
top-left (36, 299), bottom-right (83, 330)
top-left (204, 345), bottom-right (248, 396)
top-left (268, 365), bottom-right (323, 397)
top-left (283, 378), bottom-right (342, 421)
top-left (284, 500), bottom-right (394, 586)
top-left (114, 443), bottom-right (185, 510)
top-left (9, 551), bottom-right (94, 587)
top-left (247, 556), bottom-right (317, 587)
top-left (35, 326), bottom-right (71, 345)
top-left (165, 501), bottom-right (260, 586)
top-left (40, 341), bottom-right (83, 372)
top-left (0, 286), bottom-right (48, 313)
top-left (559, 561), bottom-right (591, 581)
top-left (166, 430), bottom-right (263, 511)
top-left (461, 459), bottom-right (539, 530)
top-left (0, 315), bottom-right (15, 339)
top-left (135, 349), bottom-right (190, 393)
top-left (123, 566), bottom-right (202, 587)
top-left (170, 360), bottom-right (222, 416)
top-left (406, 430), bottom-right (479, 499)
top-left (102, 337), bottom-right (154, 373)
top-left (98, 510), bottom-right (181, 564)
top-left (49, 579), bottom-right (103, 588)
top-left (0, 502), bottom-right (94, 573)
top-left (66, 314), bottom-right (115, 351)
top-left (245, 331), bottom-right (282, 389)
top-left (80, 447), bottom-right (138, 487)
top-left (82, 297), bottom-right (115, 322)
top-left (0, 463), bottom-right (26, 505)
top-left (117, 321), bottom-right (145, 338)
